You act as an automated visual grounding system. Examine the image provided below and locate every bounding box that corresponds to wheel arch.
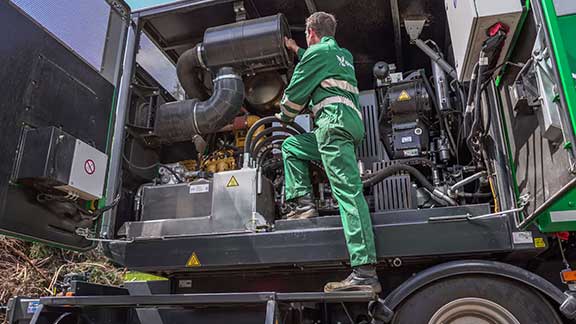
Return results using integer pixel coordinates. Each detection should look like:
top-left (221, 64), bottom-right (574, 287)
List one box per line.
top-left (370, 260), bottom-right (576, 322)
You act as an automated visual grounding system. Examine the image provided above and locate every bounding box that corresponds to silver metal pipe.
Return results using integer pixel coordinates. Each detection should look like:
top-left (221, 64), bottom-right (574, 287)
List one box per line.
top-left (101, 17), bottom-right (140, 239)
top-left (432, 61), bottom-right (452, 112)
top-left (449, 171), bottom-right (487, 192)
top-left (413, 39), bottom-right (458, 80)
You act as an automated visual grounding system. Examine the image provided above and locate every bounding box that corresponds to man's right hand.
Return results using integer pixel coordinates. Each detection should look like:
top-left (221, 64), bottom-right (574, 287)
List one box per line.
top-left (284, 37), bottom-right (300, 54)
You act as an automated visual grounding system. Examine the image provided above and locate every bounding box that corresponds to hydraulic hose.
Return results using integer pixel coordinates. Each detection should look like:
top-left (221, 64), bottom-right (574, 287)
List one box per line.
top-left (257, 143), bottom-right (283, 166)
top-left (363, 164), bottom-right (433, 190)
top-left (252, 135), bottom-right (290, 159)
top-left (154, 67), bottom-right (244, 143)
top-left (363, 164), bottom-right (457, 205)
top-left (249, 126), bottom-right (300, 155)
top-left (244, 116), bottom-right (306, 154)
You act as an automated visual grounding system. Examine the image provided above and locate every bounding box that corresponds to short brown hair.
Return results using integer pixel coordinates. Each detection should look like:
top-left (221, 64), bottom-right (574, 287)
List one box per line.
top-left (306, 12), bottom-right (337, 38)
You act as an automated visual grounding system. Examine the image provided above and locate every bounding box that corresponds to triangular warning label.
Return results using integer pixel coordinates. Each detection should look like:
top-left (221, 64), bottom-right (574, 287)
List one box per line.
top-left (227, 176), bottom-right (239, 187)
top-left (186, 252), bottom-right (201, 267)
top-left (398, 90), bottom-right (411, 102)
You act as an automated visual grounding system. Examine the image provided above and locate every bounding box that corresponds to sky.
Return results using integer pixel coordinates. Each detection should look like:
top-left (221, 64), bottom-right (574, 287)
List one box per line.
top-left (125, 0), bottom-right (179, 10)
top-left (11, 0), bottom-right (181, 98)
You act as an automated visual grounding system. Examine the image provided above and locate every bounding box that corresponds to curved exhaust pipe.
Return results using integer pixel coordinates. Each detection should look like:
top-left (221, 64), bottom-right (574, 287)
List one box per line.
top-left (176, 44), bottom-right (209, 101)
top-left (154, 14), bottom-right (291, 144)
top-left (154, 66), bottom-right (244, 143)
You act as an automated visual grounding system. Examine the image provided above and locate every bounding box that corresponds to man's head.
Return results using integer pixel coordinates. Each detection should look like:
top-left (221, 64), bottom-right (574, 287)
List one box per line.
top-left (305, 12), bottom-right (337, 46)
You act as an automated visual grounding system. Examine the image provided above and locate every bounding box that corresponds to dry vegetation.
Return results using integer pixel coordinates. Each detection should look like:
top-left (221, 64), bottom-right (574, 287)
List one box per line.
top-left (0, 236), bottom-right (124, 322)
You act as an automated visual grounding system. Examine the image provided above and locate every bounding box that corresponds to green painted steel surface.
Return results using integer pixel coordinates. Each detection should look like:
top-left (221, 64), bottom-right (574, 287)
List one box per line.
top-left (534, 0), bottom-right (576, 232)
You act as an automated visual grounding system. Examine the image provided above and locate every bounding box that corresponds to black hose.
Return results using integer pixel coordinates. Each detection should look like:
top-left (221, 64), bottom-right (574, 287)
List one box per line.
top-left (155, 67), bottom-right (245, 143)
top-left (177, 44), bottom-right (209, 100)
top-left (257, 142), bottom-right (283, 166)
top-left (244, 116), bottom-right (306, 154)
top-left (249, 126), bottom-right (301, 155)
top-left (252, 135), bottom-right (290, 159)
top-left (363, 164), bottom-right (434, 192)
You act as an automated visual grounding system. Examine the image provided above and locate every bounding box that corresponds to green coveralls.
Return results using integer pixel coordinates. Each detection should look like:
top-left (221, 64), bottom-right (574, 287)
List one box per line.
top-left (278, 36), bottom-right (377, 267)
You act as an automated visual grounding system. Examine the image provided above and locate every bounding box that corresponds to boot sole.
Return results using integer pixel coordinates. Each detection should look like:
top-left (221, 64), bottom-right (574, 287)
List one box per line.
top-left (324, 283), bottom-right (382, 294)
top-left (287, 209), bottom-right (319, 220)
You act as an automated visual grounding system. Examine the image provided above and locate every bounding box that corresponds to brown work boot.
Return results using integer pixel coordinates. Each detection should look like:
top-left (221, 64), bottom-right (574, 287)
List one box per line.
top-left (286, 194), bottom-right (319, 220)
top-left (324, 265), bottom-right (382, 293)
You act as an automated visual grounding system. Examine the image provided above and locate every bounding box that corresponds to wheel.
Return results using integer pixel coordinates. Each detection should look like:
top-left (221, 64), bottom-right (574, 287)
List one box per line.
top-left (392, 275), bottom-right (563, 324)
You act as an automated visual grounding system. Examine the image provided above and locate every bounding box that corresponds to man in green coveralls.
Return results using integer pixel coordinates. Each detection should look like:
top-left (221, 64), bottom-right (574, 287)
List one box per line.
top-left (276, 12), bottom-right (380, 293)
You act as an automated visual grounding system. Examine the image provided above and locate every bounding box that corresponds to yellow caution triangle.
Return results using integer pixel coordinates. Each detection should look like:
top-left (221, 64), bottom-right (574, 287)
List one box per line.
top-left (186, 252), bottom-right (201, 267)
top-left (227, 176), bottom-right (239, 188)
top-left (398, 90), bottom-right (412, 102)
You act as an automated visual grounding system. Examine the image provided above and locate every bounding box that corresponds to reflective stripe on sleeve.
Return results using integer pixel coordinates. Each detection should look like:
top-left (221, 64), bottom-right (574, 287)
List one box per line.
top-left (281, 95), bottom-right (305, 112)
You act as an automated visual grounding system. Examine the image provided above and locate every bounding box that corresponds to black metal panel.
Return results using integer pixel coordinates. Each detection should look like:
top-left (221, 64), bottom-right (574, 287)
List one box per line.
top-left (15, 127), bottom-right (76, 186)
top-left (107, 205), bottom-right (516, 272)
top-left (0, 2), bottom-right (114, 249)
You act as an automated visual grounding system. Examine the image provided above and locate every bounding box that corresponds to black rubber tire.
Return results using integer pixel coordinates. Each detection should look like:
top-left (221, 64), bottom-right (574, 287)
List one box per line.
top-left (392, 275), bottom-right (563, 324)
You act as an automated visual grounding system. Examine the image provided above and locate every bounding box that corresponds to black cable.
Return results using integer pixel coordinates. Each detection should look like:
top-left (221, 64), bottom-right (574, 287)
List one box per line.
top-left (158, 165), bottom-right (183, 183)
top-left (122, 152), bottom-right (159, 170)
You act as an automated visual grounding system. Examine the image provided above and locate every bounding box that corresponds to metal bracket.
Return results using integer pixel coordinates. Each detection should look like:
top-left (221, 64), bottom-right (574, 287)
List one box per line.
top-left (404, 19), bottom-right (426, 41)
top-left (234, 1), bottom-right (246, 21)
top-left (76, 228), bottom-right (133, 243)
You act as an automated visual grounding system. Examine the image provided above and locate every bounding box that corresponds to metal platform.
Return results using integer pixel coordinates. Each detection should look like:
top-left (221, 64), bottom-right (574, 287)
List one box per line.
top-left (41, 291), bottom-right (376, 307)
top-left (105, 204), bottom-right (546, 273)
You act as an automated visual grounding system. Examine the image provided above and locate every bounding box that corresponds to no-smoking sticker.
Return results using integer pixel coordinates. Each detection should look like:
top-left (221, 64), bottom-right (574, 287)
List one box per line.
top-left (84, 159), bottom-right (96, 175)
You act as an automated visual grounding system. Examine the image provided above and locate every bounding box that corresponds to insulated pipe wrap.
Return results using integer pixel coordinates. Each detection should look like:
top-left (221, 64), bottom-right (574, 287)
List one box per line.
top-left (154, 67), bottom-right (244, 143)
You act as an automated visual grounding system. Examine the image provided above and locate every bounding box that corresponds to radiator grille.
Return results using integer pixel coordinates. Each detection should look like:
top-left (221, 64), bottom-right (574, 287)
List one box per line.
top-left (373, 161), bottom-right (415, 212)
top-left (357, 91), bottom-right (385, 164)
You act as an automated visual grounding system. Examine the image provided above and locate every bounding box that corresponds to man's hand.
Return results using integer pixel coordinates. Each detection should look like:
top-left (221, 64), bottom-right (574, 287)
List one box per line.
top-left (284, 37), bottom-right (300, 54)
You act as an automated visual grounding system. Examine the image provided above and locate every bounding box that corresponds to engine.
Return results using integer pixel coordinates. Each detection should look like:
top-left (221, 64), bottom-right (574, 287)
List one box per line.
top-left (119, 13), bottom-right (503, 240)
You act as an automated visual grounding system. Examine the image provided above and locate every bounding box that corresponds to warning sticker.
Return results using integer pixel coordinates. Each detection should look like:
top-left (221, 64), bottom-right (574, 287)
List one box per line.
top-left (186, 252), bottom-right (201, 267)
top-left (227, 176), bottom-right (239, 188)
top-left (534, 237), bottom-right (546, 248)
top-left (84, 159), bottom-right (96, 175)
top-left (398, 90), bottom-right (412, 102)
